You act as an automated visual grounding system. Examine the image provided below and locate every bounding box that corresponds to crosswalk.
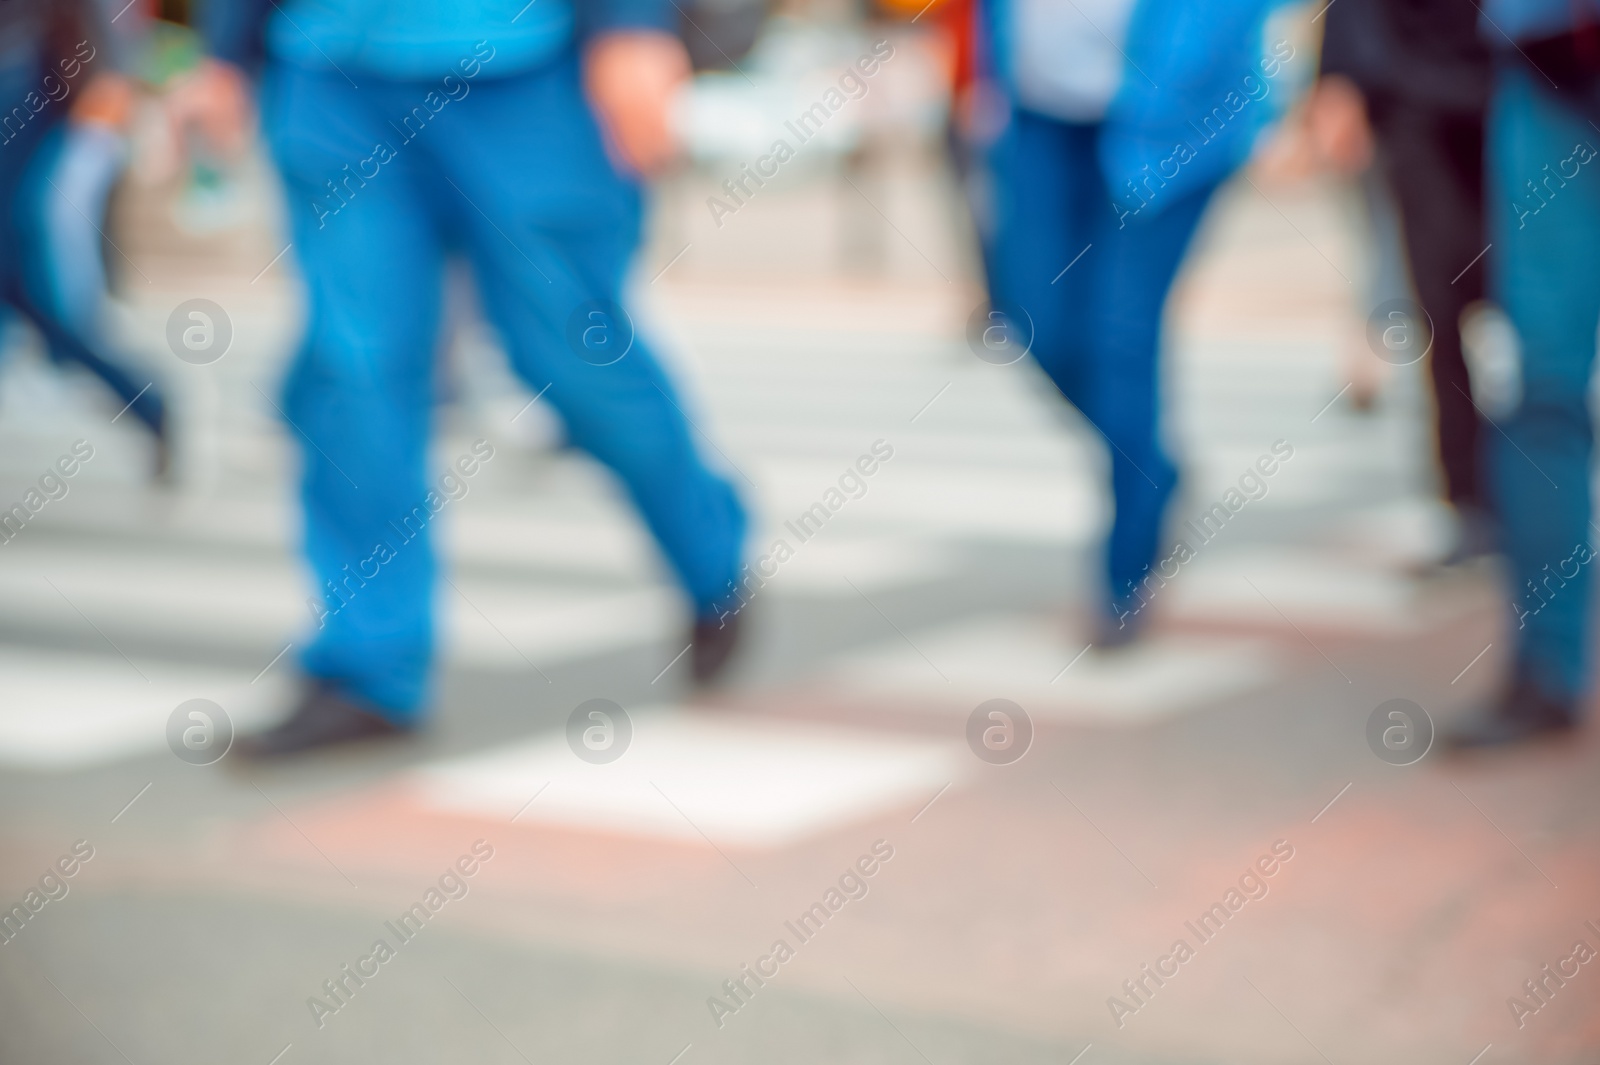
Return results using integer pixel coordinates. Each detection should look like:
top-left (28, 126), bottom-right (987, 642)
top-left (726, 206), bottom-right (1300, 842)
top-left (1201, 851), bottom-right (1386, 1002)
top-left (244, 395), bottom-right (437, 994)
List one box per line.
top-left (0, 178), bottom-right (1475, 851)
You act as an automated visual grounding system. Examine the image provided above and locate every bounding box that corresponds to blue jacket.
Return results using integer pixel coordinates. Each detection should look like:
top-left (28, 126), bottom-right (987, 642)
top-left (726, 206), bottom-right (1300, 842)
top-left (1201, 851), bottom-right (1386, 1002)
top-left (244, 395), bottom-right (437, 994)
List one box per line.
top-left (200, 0), bottom-right (672, 80)
top-left (984, 0), bottom-right (1293, 216)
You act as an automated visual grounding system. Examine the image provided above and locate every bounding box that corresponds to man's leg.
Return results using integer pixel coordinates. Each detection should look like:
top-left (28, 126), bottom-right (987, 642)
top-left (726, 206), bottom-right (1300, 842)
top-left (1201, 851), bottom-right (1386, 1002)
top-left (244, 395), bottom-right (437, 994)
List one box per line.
top-left (982, 108), bottom-right (1096, 408)
top-left (262, 66), bottom-right (445, 722)
top-left (27, 123), bottom-right (126, 342)
top-left (14, 294), bottom-right (164, 437)
top-left (426, 55), bottom-right (745, 628)
top-left (8, 114), bottom-right (165, 446)
top-left (1088, 180), bottom-right (1216, 627)
top-left (1372, 101), bottom-right (1491, 519)
top-left (1470, 66), bottom-right (1600, 736)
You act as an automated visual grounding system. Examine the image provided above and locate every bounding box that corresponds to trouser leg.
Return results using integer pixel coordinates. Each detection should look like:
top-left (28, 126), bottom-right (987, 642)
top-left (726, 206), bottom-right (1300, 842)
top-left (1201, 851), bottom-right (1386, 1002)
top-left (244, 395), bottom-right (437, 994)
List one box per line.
top-left (434, 55), bottom-right (746, 613)
top-left (265, 65), bottom-right (445, 719)
top-left (1088, 181), bottom-right (1216, 608)
top-left (1374, 100), bottom-right (1490, 509)
top-left (1487, 67), bottom-right (1600, 703)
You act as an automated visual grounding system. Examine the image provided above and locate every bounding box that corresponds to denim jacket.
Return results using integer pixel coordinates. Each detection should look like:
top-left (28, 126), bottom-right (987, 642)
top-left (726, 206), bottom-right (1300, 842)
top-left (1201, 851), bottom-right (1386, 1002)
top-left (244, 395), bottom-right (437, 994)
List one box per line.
top-left (983, 0), bottom-right (1293, 219)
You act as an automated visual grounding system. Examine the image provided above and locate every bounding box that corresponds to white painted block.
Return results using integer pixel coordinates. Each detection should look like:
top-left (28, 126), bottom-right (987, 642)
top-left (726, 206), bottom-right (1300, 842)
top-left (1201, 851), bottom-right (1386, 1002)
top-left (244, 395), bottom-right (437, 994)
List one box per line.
top-left (1163, 547), bottom-right (1424, 633)
top-left (751, 533), bottom-right (954, 595)
top-left (827, 613), bottom-right (1283, 722)
top-left (0, 648), bottom-right (288, 768)
top-left (411, 709), bottom-right (962, 849)
top-left (0, 547), bottom-right (677, 669)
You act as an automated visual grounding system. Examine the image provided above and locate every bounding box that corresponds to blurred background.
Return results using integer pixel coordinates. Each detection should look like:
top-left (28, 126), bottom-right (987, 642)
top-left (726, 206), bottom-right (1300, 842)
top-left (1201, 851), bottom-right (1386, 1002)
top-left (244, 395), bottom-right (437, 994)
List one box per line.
top-left (0, 0), bottom-right (1596, 1062)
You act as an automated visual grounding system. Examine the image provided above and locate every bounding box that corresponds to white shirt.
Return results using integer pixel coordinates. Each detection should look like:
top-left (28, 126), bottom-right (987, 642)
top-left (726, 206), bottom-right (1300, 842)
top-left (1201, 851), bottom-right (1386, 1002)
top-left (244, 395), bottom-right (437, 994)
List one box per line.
top-left (1010, 0), bottom-right (1138, 122)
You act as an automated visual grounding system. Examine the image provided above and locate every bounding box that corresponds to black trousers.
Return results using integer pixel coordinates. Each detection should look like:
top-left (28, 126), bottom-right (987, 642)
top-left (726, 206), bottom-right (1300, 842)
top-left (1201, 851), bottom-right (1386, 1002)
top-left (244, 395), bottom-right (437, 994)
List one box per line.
top-left (1370, 98), bottom-right (1489, 511)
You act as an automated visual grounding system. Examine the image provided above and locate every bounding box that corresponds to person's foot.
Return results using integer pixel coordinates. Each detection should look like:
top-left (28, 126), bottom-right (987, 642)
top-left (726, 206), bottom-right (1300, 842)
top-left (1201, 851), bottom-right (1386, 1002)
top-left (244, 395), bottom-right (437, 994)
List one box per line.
top-left (235, 683), bottom-right (412, 759)
top-left (1093, 602), bottom-right (1146, 652)
top-left (691, 610), bottom-right (742, 684)
top-left (1444, 674), bottom-right (1576, 752)
top-left (150, 412), bottom-right (175, 485)
top-left (1348, 381), bottom-right (1378, 413)
top-left (153, 433), bottom-right (174, 485)
top-left (1438, 504), bottom-right (1498, 567)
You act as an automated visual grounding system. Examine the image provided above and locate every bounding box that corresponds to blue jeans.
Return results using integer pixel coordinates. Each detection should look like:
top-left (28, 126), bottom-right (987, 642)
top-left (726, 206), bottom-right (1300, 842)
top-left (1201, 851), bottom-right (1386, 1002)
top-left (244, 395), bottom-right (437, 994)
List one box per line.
top-left (1488, 67), bottom-right (1600, 704)
top-left (0, 66), bottom-right (163, 437)
top-left (264, 55), bottom-right (747, 719)
top-left (983, 109), bottom-right (1217, 614)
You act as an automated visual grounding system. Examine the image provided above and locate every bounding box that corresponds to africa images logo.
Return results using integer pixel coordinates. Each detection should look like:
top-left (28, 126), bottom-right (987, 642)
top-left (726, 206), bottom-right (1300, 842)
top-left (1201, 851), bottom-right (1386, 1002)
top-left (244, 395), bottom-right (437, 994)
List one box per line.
top-left (1107, 839), bottom-right (1295, 1027)
top-left (705, 840), bottom-right (895, 1028)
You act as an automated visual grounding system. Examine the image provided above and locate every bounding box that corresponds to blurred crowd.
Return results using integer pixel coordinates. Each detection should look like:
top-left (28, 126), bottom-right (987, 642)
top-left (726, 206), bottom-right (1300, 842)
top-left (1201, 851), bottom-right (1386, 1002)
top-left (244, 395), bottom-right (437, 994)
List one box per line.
top-left (3, 0), bottom-right (1599, 754)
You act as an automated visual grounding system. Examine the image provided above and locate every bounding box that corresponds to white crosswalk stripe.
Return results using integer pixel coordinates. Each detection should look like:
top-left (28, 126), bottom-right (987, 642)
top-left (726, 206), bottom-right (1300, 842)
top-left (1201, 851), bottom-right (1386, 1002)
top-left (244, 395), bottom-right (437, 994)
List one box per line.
top-left (0, 190), bottom-right (1458, 775)
top-left (411, 708), bottom-right (963, 849)
top-left (824, 613), bottom-right (1286, 721)
top-left (0, 647), bottom-right (291, 768)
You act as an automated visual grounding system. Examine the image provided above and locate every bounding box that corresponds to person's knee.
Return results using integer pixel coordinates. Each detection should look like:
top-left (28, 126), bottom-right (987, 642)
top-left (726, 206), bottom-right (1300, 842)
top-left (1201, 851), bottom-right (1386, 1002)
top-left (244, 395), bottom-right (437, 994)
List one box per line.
top-left (301, 310), bottom-right (431, 388)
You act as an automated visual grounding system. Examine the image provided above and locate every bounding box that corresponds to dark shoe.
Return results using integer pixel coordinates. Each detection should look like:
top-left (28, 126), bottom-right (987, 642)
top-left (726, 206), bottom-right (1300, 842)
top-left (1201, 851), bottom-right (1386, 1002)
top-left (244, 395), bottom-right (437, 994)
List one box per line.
top-left (1439, 504), bottom-right (1498, 567)
top-left (152, 432), bottom-right (174, 485)
top-left (235, 683), bottom-right (412, 759)
top-left (691, 610), bottom-right (743, 684)
top-left (1444, 675), bottom-right (1575, 752)
top-left (1093, 599), bottom-right (1147, 652)
top-left (145, 406), bottom-right (174, 485)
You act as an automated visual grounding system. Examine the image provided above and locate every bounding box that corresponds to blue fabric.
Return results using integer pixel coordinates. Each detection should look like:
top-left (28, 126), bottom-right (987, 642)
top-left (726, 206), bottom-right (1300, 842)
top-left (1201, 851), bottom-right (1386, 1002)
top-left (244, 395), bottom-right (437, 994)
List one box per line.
top-left (263, 54), bottom-right (746, 718)
top-left (1099, 0), bottom-right (1288, 215)
top-left (200, 0), bottom-right (674, 74)
top-left (26, 124), bottom-right (125, 333)
top-left (198, 0), bottom-right (271, 66)
top-left (0, 57), bottom-right (49, 285)
top-left (263, 0), bottom-right (572, 80)
top-left (16, 126), bottom-right (164, 435)
top-left (1479, 0), bottom-right (1600, 43)
top-left (0, 62), bottom-right (163, 436)
top-left (982, 0), bottom-right (1288, 220)
top-left (1487, 66), bottom-right (1600, 703)
top-left (981, 109), bottom-right (1216, 616)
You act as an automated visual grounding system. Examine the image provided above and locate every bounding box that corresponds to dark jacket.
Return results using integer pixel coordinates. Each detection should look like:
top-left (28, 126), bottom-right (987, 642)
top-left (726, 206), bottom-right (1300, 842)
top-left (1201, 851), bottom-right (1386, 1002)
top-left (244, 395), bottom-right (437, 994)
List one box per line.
top-left (1320, 0), bottom-right (1491, 113)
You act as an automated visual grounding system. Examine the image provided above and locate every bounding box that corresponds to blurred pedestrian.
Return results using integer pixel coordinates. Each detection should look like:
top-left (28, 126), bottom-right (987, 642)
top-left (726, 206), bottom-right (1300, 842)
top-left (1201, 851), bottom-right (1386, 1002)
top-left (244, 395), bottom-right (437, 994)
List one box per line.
top-left (971, 0), bottom-right (1288, 644)
top-left (1313, 0), bottom-right (1495, 565)
top-left (182, 0), bottom-right (749, 756)
top-left (1447, 1), bottom-right (1600, 748)
top-left (1278, 69), bottom-right (1407, 415)
top-left (1, 0), bottom-right (169, 473)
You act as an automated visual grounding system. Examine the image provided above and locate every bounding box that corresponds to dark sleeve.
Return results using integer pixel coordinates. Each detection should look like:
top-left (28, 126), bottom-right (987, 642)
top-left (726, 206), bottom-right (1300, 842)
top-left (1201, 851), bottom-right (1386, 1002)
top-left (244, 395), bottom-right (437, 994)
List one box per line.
top-left (1318, 0), bottom-right (1392, 96)
top-left (577, 0), bottom-right (677, 36)
top-left (197, 0), bottom-right (274, 66)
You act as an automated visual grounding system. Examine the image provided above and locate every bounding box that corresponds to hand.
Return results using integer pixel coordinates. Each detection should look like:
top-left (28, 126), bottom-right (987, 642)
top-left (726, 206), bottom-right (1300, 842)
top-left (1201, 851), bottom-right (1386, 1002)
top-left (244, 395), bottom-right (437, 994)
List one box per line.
top-left (1304, 75), bottom-right (1373, 175)
top-left (70, 73), bottom-right (137, 131)
top-left (582, 31), bottom-right (691, 178)
top-left (166, 58), bottom-right (255, 160)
